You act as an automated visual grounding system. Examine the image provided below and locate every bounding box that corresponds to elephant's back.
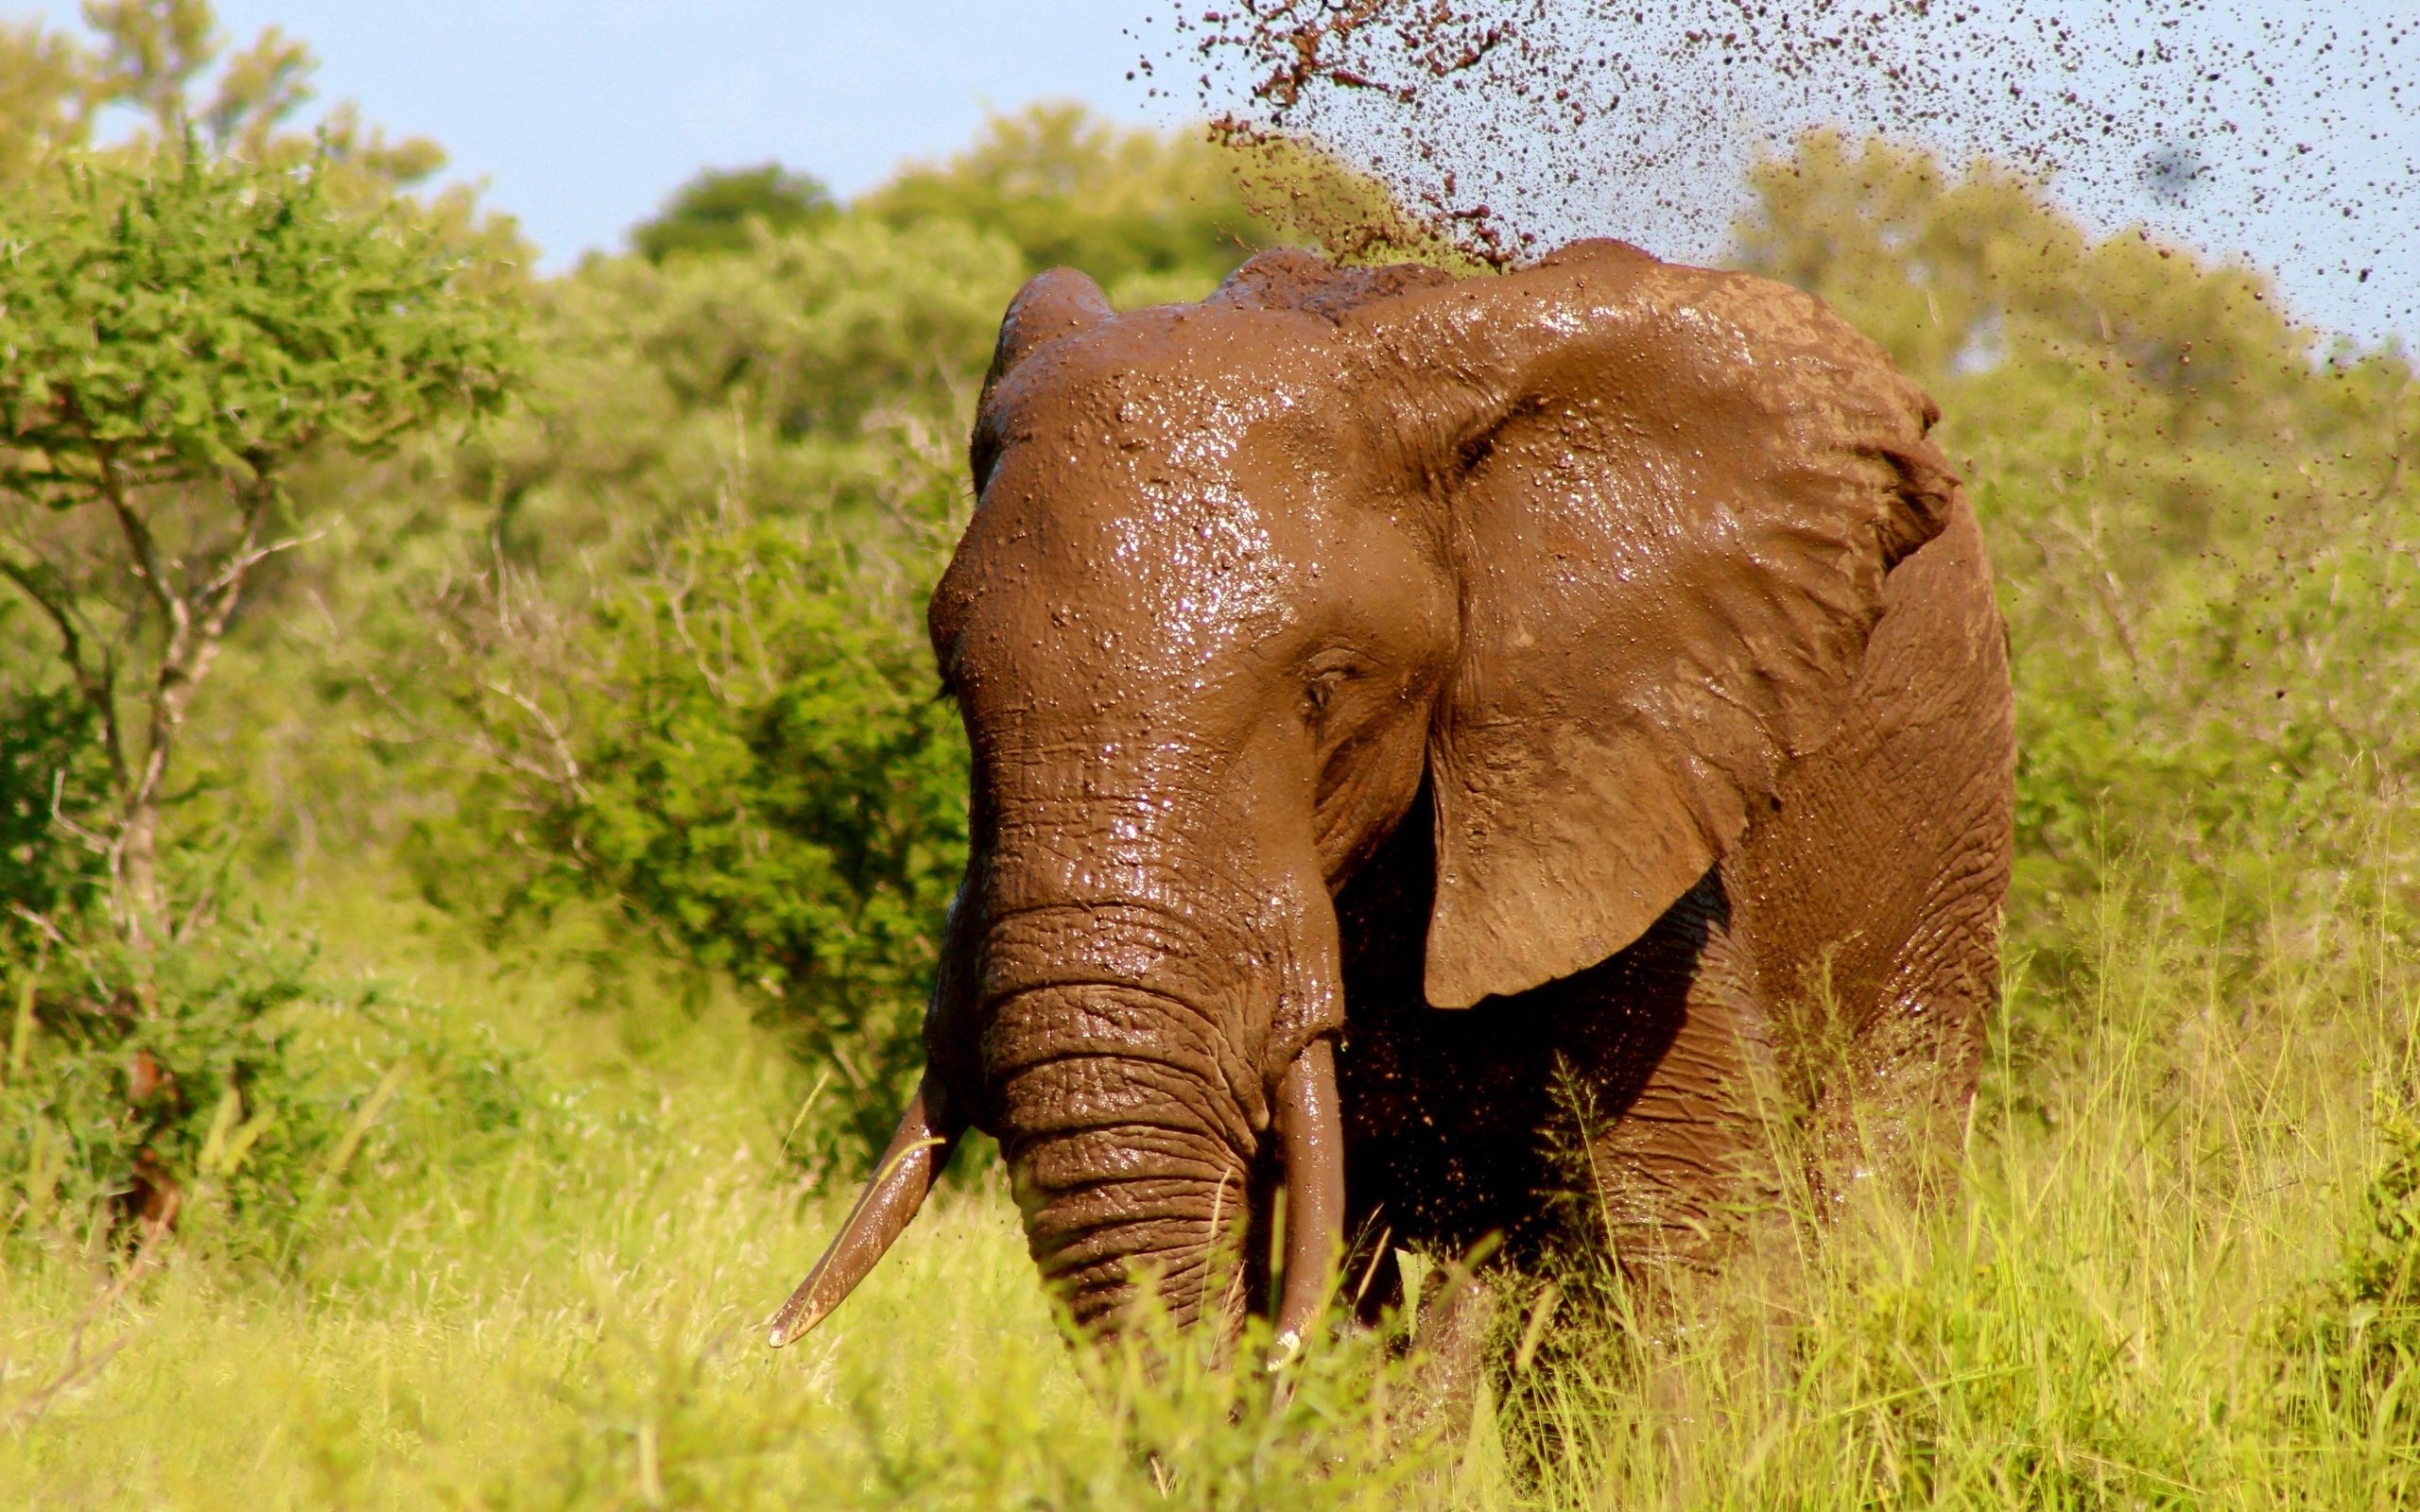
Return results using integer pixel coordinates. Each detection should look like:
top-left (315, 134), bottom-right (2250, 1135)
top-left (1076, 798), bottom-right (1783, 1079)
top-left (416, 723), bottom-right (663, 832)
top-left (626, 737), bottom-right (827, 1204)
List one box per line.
top-left (1721, 491), bottom-right (2016, 1049)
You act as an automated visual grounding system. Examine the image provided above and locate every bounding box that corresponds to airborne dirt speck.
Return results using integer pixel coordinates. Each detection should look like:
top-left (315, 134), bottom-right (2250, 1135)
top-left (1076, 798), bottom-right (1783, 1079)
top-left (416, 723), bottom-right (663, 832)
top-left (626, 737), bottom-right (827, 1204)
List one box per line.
top-left (1147, 2), bottom-right (2416, 341)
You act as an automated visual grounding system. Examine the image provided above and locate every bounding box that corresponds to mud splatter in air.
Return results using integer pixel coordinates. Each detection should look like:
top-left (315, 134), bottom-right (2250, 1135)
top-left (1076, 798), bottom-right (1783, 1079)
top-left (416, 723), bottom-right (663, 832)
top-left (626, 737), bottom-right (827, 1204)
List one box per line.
top-left (1140, 2), bottom-right (2417, 341)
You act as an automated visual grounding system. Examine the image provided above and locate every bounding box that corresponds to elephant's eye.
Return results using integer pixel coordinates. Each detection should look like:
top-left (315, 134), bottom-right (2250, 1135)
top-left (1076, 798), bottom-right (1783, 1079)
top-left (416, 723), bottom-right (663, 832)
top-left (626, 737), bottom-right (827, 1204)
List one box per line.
top-left (1303, 652), bottom-right (1365, 721)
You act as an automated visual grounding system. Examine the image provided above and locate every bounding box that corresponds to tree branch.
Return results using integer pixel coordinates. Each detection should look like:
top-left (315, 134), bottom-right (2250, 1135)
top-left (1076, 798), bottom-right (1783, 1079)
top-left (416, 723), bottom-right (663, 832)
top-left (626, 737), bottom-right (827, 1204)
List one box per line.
top-left (48, 770), bottom-right (114, 857)
top-left (65, 404), bottom-right (189, 668)
top-left (198, 524), bottom-right (324, 604)
top-left (476, 677), bottom-right (584, 799)
top-left (122, 473), bottom-right (282, 834)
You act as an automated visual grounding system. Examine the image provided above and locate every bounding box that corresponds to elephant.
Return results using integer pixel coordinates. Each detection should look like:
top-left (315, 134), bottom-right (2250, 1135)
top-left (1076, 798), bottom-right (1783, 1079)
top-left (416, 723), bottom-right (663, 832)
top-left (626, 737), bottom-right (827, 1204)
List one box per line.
top-left (766, 238), bottom-right (2014, 1360)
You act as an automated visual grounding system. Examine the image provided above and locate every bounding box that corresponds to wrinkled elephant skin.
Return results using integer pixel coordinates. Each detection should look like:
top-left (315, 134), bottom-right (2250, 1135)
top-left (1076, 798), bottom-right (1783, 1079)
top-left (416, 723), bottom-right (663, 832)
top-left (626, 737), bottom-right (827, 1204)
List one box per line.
top-left (773, 240), bottom-right (2014, 1350)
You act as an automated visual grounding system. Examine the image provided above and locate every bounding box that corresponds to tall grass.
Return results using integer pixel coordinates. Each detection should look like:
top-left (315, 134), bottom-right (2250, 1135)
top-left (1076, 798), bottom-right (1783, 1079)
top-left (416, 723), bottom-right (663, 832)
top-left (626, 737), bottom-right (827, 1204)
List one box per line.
top-left (3, 841), bottom-right (2414, 1508)
top-left (1512, 855), bottom-right (2420, 1508)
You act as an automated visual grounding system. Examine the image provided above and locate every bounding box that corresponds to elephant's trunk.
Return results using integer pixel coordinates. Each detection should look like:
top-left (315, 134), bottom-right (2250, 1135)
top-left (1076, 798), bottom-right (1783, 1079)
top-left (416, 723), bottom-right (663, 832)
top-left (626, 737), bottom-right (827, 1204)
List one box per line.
top-left (767, 753), bottom-right (1353, 1348)
top-left (985, 982), bottom-right (1260, 1333)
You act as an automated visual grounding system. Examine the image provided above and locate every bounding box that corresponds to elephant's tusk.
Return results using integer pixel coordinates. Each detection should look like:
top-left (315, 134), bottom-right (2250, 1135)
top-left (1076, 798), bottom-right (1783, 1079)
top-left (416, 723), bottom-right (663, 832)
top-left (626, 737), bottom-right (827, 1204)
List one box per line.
top-left (1270, 1038), bottom-right (1345, 1360)
top-left (766, 1074), bottom-right (964, 1349)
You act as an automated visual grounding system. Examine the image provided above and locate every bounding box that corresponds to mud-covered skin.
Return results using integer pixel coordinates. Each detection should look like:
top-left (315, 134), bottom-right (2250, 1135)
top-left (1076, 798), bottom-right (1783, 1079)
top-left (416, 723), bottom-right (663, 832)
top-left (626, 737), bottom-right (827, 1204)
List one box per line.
top-left (896, 238), bottom-right (2013, 1341)
top-left (1337, 505), bottom-right (2013, 1281)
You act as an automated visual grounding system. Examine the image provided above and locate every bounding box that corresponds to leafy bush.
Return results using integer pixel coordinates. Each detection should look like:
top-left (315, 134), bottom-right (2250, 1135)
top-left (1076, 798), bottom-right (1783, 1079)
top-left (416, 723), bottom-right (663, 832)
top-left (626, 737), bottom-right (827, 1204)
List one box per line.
top-left (361, 201), bottom-right (1022, 1160)
top-left (458, 212), bottom-right (1020, 571)
top-left (0, 920), bottom-right (544, 1264)
top-left (419, 484), bottom-right (966, 1160)
top-left (631, 163), bottom-right (838, 263)
top-left (0, 135), bottom-right (520, 950)
top-left (861, 101), bottom-right (1275, 302)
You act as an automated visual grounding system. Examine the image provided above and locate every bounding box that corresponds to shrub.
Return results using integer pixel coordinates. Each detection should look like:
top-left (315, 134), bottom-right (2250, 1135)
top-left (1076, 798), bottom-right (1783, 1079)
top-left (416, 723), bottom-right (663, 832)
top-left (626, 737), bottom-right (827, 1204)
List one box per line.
top-left (0, 918), bottom-right (544, 1265)
top-left (419, 484), bottom-right (967, 1162)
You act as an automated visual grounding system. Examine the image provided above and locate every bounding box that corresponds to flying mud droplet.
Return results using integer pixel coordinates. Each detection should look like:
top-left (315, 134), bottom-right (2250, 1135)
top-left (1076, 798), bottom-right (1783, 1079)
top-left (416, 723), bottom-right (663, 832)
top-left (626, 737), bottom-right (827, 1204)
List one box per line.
top-left (1150, 2), bottom-right (2419, 341)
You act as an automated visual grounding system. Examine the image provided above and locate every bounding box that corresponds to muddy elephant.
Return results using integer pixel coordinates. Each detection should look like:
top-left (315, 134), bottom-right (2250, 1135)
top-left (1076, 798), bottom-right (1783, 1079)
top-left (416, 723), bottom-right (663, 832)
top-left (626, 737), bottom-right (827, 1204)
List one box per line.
top-left (767, 239), bottom-right (2014, 1357)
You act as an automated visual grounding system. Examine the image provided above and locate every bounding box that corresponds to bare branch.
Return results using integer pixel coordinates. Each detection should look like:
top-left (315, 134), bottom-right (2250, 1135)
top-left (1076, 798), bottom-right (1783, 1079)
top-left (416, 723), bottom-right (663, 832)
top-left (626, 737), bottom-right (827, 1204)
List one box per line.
top-left (478, 678), bottom-right (584, 799)
top-left (65, 404), bottom-right (188, 665)
top-left (198, 524), bottom-right (325, 604)
top-left (47, 770), bottom-right (112, 856)
top-left (6, 904), bottom-right (69, 951)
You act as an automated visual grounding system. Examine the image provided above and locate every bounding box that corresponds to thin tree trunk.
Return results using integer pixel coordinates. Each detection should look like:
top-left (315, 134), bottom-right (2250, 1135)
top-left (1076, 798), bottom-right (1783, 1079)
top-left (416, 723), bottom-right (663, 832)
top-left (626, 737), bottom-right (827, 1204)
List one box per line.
top-left (98, 471), bottom-right (279, 952)
top-left (116, 799), bottom-right (166, 950)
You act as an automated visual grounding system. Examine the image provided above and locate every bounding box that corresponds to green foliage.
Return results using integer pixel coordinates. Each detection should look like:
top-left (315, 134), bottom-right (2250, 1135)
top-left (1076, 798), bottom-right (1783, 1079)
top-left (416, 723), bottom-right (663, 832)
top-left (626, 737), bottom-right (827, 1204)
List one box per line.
top-left (0, 142), bottom-right (520, 939)
top-left (860, 104), bottom-right (1472, 305)
top-left (81, 0), bottom-right (223, 136)
top-left (0, 4), bottom-right (530, 1312)
top-left (630, 163), bottom-right (837, 263)
top-left (0, 1), bottom-right (454, 191)
top-left (861, 102), bottom-right (1280, 305)
top-left (467, 212), bottom-right (1018, 566)
top-left (2274, 1098), bottom-right (2420, 1435)
top-left (0, 18), bottom-right (88, 181)
top-left (2337, 1106), bottom-right (2420, 1353)
top-left (346, 200), bottom-right (1035, 1161)
top-left (421, 493), bottom-right (968, 1158)
top-left (1, 930), bottom-right (312, 1239)
top-left (0, 7), bottom-right (521, 938)
top-left (388, 215), bottom-right (1011, 1154)
top-left (1, 148), bottom-right (516, 492)
top-left (0, 922), bottom-right (543, 1268)
top-left (0, 680), bottom-right (108, 937)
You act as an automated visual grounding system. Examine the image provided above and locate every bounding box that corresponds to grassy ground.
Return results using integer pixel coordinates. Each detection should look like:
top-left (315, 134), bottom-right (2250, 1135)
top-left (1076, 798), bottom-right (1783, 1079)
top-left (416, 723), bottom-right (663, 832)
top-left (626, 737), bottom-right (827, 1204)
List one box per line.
top-left (3, 857), bottom-right (2416, 1509)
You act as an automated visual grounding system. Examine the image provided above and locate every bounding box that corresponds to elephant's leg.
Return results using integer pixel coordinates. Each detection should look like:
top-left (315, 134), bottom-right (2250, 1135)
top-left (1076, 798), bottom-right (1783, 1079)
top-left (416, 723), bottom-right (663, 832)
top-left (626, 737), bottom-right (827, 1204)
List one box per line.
top-left (1732, 503), bottom-right (2014, 1212)
top-left (1808, 794), bottom-right (2008, 1210)
top-left (1564, 873), bottom-right (1787, 1293)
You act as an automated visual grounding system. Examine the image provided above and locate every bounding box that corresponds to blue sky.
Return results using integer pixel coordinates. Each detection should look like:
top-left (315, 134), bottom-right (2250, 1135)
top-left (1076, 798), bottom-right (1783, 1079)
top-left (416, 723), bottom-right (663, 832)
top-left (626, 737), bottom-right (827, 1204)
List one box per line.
top-left (17, 2), bottom-right (2415, 340)
top-left (23, 2), bottom-right (1183, 266)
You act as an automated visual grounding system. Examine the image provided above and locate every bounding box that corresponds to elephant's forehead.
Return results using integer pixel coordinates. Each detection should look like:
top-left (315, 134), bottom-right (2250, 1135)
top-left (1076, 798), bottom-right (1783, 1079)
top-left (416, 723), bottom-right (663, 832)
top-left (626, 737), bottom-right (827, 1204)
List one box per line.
top-left (941, 318), bottom-right (1355, 688)
top-left (945, 455), bottom-right (1309, 692)
top-left (1000, 306), bottom-right (1354, 463)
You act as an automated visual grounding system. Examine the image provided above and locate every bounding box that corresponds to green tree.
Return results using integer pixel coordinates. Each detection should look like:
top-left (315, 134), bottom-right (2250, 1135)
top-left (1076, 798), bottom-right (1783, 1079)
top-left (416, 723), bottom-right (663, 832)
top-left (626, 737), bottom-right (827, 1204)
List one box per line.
top-left (861, 102), bottom-right (1278, 305)
top-left (631, 163), bottom-right (837, 263)
top-left (0, 18), bottom-right (90, 181)
top-left (0, 2), bottom-right (449, 188)
top-left (397, 181), bottom-right (1032, 1153)
top-left (0, 146), bottom-right (518, 947)
top-left (460, 212), bottom-right (1021, 569)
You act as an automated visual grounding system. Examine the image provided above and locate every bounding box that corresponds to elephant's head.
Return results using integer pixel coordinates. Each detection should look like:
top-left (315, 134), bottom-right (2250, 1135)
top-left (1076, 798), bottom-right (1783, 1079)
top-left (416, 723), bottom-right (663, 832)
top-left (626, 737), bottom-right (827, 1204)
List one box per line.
top-left (769, 240), bottom-right (1957, 1351)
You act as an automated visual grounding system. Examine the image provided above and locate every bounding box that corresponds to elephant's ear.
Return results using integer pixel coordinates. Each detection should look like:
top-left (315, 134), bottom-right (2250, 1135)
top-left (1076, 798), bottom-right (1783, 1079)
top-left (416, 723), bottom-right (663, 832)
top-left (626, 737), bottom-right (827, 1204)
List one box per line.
top-left (1349, 241), bottom-right (1958, 1009)
top-left (972, 269), bottom-right (1114, 490)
